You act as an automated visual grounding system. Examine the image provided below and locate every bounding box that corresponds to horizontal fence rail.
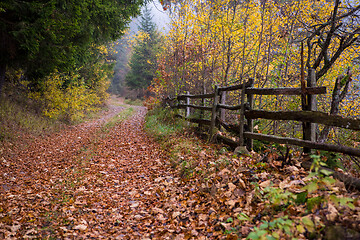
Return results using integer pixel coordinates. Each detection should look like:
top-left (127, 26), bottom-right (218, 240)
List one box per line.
top-left (245, 86), bottom-right (326, 95)
top-left (244, 132), bottom-right (360, 157)
top-left (165, 70), bottom-right (360, 157)
top-left (245, 110), bottom-right (360, 131)
top-left (176, 104), bottom-right (213, 111)
top-left (217, 103), bottom-right (250, 111)
top-left (177, 93), bottom-right (215, 100)
top-left (218, 81), bottom-right (252, 92)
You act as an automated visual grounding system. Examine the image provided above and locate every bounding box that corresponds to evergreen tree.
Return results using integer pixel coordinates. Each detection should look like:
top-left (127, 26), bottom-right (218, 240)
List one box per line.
top-left (0, 0), bottom-right (144, 92)
top-left (125, 6), bottom-right (162, 92)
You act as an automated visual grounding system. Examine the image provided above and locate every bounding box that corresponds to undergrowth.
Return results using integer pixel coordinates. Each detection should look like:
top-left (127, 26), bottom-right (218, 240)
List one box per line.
top-left (144, 107), bottom-right (188, 141)
top-left (145, 106), bottom-right (360, 239)
top-left (124, 98), bottom-right (143, 106)
top-left (0, 89), bottom-right (108, 145)
top-left (145, 107), bottom-right (202, 174)
top-left (0, 95), bottom-right (63, 142)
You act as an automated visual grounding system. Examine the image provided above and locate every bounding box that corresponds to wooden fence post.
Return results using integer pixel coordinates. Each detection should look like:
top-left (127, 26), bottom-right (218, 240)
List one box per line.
top-left (239, 83), bottom-right (246, 146)
top-left (303, 69), bottom-right (316, 153)
top-left (210, 85), bottom-right (220, 141)
top-left (246, 78), bottom-right (254, 150)
top-left (200, 97), bottom-right (206, 129)
top-left (220, 91), bottom-right (226, 128)
top-left (308, 69), bottom-right (317, 142)
top-left (186, 91), bottom-right (190, 118)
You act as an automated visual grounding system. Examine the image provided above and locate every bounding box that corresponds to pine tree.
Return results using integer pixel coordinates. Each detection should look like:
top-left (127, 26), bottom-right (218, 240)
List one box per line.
top-left (125, 6), bottom-right (162, 92)
top-left (0, 0), bottom-right (144, 92)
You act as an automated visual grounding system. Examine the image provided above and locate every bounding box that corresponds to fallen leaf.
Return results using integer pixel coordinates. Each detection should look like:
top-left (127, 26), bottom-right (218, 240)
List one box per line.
top-left (73, 224), bottom-right (87, 231)
top-left (327, 203), bottom-right (339, 221)
top-left (228, 182), bottom-right (236, 192)
top-left (130, 202), bottom-right (139, 208)
top-left (260, 180), bottom-right (271, 188)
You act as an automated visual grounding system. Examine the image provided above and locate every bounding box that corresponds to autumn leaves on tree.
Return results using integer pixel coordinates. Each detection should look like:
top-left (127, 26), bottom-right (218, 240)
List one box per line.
top-left (153, 0), bottom-right (360, 144)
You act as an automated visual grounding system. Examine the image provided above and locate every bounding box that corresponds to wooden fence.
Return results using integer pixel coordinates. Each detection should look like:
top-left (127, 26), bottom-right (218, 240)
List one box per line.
top-left (165, 69), bottom-right (360, 157)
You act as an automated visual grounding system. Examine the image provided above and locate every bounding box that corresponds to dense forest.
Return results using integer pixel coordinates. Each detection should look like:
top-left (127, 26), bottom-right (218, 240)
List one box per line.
top-left (0, 0), bottom-right (144, 121)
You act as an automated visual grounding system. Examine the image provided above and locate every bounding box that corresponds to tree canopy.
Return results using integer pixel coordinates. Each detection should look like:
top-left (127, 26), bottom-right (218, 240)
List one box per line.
top-left (0, 0), bottom-right (144, 90)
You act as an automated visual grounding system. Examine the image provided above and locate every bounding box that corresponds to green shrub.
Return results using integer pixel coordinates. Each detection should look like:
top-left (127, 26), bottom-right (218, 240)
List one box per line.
top-left (0, 95), bottom-right (63, 142)
top-left (124, 98), bottom-right (143, 106)
top-left (145, 107), bottom-right (187, 140)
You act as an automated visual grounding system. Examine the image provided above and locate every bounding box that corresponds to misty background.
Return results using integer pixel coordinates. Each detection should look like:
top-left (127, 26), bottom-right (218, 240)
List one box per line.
top-left (109, 0), bottom-right (170, 97)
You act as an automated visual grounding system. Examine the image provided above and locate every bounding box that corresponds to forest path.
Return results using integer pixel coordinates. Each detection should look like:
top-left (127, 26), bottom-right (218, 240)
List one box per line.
top-left (0, 98), bottom-right (186, 239)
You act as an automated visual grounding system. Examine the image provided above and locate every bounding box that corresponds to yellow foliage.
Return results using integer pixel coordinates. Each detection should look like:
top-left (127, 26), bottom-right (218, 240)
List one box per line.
top-left (153, 0), bottom-right (360, 119)
top-left (28, 67), bottom-right (110, 122)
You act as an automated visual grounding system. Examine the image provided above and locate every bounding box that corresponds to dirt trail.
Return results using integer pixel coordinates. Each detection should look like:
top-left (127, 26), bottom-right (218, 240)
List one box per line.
top-left (3, 99), bottom-right (359, 239)
top-left (0, 102), bottom-right (184, 239)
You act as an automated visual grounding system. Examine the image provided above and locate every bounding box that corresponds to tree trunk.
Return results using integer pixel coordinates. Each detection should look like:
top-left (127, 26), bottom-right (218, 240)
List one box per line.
top-left (318, 69), bottom-right (352, 143)
top-left (0, 64), bottom-right (5, 95)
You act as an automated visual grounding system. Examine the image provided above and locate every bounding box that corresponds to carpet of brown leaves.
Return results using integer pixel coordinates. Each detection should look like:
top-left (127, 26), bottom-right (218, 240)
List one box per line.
top-left (1, 104), bottom-right (179, 239)
top-left (1, 100), bottom-right (360, 239)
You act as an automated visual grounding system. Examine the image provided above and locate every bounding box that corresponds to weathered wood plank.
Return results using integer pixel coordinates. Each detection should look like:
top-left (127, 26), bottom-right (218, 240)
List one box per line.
top-left (186, 91), bottom-right (190, 119)
top-left (245, 110), bottom-right (360, 131)
top-left (303, 68), bottom-right (317, 153)
top-left (239, 83), bottom-right (246, 146)
top-left (246, 78), bottom-right (254, 150)
top-left (210, 85), bottom-right (220, 141)
top-left (216, 134), bottom-right (238, 149)
top-left (245, 86), bottom-right (326, 95)
top-left (217, 118), bottom-right (240, 134)
top-left (177, 93), bottom-right (215, 100)
top-left (244, 132), bottom-right (360, 157)
top-left (177, 104), bottom-right (212, 111)
top-left (218, 80), bottom-right (253, 92)
top-left (217, 103), bottom-right (249, 111)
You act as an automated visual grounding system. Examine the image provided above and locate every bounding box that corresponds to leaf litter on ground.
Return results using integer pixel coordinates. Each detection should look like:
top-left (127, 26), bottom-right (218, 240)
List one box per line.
top-left (0, 100), bottom-right (359, 239)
